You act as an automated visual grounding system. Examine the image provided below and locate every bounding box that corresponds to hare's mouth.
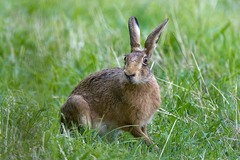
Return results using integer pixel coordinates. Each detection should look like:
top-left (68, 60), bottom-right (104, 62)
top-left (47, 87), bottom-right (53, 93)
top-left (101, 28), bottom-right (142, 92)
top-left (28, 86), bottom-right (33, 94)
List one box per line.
top-left (124, 73), bottom-right (142, 84)
top-left (124, 72), bottom-right (150, 84)
top-left (124, 73), bottom-right (136, 83)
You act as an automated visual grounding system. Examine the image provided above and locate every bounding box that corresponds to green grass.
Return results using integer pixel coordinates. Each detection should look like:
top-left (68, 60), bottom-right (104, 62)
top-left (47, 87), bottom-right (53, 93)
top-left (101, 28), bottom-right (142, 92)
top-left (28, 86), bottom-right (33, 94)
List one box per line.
top-left (0, 0), bottom-right (239, 159)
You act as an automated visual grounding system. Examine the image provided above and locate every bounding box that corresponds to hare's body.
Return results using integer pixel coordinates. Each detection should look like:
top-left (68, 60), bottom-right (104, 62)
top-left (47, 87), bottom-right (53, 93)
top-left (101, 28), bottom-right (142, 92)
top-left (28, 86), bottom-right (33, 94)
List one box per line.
top-left (61, 68), bottom-right (160, 134)
top-left (60, 17), bottom-right (168, 148)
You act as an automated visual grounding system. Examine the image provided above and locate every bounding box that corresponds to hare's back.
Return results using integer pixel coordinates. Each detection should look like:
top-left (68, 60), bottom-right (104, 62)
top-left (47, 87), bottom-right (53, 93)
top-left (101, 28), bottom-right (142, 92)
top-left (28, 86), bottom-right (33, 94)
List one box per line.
top-left (71, 68), bottom-right (124, 100)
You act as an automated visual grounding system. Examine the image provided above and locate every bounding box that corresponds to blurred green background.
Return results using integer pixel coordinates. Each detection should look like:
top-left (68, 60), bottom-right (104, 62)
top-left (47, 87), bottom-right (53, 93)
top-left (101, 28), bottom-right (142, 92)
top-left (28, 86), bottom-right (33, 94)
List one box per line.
top-left (0, 0), bottom-right (239, 159)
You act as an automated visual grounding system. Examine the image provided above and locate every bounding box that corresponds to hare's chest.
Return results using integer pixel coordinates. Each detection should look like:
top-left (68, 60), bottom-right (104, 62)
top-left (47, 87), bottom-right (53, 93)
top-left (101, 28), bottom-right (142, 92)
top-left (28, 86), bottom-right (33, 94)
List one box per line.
top-left (124, 84), bottom-right (161, 109)
top-left (123, 89), bottom-right (160, 125)
top-left (133, 99), bottom-right (158, 124)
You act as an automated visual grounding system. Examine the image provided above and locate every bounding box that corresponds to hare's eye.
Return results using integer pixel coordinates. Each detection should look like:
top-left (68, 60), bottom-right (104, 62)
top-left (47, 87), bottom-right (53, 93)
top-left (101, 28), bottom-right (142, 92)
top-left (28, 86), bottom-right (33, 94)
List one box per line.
top-left (124, 56), bottom-right (127, 64)
top-left (143, 57), bottom-right (148, 66)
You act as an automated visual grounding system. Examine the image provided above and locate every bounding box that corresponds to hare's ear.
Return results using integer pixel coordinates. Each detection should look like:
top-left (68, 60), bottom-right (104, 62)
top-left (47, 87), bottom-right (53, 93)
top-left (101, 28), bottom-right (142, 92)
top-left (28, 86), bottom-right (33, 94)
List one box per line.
top-left (128, 16), bottom-right (141, 52)
top-left (144, 18), bottom-right (168, 57)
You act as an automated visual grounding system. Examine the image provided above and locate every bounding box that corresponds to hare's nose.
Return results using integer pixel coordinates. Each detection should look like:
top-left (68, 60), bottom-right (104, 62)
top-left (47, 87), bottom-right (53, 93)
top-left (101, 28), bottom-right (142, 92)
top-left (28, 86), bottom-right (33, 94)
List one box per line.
top-left (124, 70), bottom-right (136, 80)
top-left (125, 73), bottom-right (135, 79)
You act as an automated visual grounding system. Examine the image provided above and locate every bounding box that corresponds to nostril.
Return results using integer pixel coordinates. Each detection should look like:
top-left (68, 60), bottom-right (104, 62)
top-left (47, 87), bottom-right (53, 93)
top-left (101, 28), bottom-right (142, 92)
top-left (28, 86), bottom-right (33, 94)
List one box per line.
top-left (129, 73), bottom-right (136, 77)
top-left (125, 73), bottom-right (135, 79)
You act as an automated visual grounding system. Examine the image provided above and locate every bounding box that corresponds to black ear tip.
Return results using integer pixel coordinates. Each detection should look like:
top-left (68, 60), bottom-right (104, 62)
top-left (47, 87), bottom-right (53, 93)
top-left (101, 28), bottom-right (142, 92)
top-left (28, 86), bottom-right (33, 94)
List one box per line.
top-left (164, 18), bottom-right (169, 24)
top-left (134, 17), bottom-right (139, 26)
top-left (158, 18), bottom-right (169, 29)
top-left (129, 16), bottom-right (139, 27)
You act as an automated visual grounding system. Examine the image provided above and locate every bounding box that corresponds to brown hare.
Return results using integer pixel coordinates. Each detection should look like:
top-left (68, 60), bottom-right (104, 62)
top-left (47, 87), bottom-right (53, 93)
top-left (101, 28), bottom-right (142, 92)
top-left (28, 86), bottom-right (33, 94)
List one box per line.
top-left (60, 16), bottom-right (168, 148)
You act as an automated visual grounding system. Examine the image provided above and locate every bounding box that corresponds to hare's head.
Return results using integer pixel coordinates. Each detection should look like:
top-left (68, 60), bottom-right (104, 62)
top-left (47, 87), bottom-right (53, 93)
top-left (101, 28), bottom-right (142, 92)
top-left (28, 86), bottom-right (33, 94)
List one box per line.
top-left (123, 17), bottom-right (168, 84)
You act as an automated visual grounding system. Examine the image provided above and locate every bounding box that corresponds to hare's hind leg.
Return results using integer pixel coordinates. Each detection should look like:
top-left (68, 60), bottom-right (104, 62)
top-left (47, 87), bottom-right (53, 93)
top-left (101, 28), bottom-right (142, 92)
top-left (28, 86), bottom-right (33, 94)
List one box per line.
top-left (60, 95), bottom-right (91, 133)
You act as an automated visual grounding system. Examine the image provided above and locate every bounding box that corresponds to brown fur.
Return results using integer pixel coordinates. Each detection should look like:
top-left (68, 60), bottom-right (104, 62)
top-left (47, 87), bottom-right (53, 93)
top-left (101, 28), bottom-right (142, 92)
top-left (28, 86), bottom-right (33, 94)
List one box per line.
top-left (60, 16), bottom-right (168, 148)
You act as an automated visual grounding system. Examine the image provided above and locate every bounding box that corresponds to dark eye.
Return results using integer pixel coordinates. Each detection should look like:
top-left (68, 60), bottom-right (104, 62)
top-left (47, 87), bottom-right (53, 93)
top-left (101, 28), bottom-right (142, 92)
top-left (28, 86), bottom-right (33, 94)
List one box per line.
top-left (143, 57), bottom-right (148, 66)
top-left (124, 56), bottom-right (127, 64)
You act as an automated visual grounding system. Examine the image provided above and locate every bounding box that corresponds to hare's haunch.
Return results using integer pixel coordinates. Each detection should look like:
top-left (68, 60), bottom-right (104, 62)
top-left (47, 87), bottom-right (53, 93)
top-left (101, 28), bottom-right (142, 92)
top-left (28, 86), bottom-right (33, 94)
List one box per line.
top-left (60, 16), bottom-right (168, 148)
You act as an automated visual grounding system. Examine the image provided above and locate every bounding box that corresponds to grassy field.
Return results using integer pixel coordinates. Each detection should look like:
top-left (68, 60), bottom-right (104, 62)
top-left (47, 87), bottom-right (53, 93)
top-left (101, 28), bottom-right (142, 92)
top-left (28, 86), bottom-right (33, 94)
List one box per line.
top-left (0, 0), bottom-right (239, 159)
